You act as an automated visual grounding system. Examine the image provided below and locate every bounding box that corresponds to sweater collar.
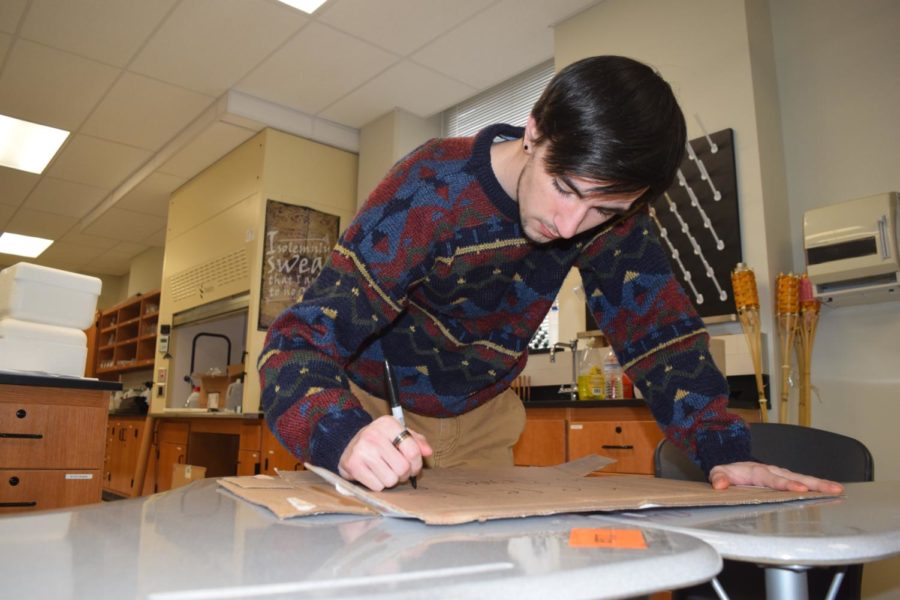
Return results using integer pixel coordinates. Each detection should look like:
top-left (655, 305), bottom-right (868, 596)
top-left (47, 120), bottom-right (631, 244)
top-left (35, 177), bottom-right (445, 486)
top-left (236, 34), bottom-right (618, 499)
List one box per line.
top-left (470, 123), bottom-right (523, 222)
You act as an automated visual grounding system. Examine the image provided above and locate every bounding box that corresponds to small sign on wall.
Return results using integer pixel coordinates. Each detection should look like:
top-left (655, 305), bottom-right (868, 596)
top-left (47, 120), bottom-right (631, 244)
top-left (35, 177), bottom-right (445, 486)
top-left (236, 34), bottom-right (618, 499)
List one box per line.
top-left (258, 199), bottom-right (340, 330)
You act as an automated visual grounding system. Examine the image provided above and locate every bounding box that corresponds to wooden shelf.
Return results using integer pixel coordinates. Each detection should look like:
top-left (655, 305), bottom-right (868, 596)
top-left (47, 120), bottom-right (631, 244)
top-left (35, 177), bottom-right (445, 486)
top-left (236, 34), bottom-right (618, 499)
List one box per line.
top-left (92, 289), bottom-right (161, 378)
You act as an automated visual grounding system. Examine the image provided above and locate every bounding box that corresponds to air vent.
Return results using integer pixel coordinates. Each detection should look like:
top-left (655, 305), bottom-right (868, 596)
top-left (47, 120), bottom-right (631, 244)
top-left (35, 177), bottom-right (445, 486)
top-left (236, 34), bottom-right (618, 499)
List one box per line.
top-left (168, 248), bottom-right (249, 308)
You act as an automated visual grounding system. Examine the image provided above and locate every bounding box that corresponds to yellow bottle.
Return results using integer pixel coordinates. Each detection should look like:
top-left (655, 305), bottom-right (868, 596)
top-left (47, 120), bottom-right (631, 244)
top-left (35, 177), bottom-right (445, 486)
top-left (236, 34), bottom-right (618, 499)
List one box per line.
top-left (577, 339), bottom-right (606, 400)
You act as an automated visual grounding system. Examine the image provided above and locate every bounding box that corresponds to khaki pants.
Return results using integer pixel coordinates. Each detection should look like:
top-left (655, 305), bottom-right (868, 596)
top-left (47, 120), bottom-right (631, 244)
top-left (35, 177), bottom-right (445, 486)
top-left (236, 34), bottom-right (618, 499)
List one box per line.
top-left (350, 381), bottom-right (526, 469)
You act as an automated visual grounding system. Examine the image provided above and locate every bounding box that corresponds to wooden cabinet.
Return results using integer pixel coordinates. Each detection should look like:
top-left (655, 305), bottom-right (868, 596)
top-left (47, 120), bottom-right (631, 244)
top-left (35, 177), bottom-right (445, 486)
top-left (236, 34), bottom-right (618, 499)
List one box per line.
top-left (513, 406), bottom-right (664, 475)
top-left (95, 289), bottom-right (160, 377)
top-left (1, 380), bottom-right (114, 513)
top-left (261, 426), bottom-right (304, 475)
top-left (103, 416), bottom-right (148, 497)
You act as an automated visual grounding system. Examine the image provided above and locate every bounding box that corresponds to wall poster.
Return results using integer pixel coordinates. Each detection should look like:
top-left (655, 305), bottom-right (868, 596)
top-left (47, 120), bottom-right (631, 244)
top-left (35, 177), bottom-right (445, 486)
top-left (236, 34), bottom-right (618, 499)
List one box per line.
top-left (258, 199), bottom-right (340, 330)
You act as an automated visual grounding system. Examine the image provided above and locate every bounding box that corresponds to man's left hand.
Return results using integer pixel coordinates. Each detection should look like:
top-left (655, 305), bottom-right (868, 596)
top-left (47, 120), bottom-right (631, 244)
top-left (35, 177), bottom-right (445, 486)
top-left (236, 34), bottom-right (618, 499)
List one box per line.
top-left (709, 461), bottom-right (844, 494)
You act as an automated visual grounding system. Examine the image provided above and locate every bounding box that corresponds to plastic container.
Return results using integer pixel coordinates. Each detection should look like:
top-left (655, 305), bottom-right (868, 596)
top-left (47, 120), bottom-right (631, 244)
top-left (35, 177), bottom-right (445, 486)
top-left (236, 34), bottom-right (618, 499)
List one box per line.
top-left (0, 262), bottom-right (102, 329)
top-left (603, 351), bottom-right (623, 399)
top-left (0, 317), bottom-right (87, 377)
top-left (577, 344), bottom-right (605, 400)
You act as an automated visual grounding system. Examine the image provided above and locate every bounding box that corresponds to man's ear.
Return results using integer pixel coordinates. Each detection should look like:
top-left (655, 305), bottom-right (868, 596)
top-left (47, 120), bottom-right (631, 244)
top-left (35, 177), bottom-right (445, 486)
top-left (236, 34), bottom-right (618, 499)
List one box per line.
top-left (524, 115), bottom-right (540, 152)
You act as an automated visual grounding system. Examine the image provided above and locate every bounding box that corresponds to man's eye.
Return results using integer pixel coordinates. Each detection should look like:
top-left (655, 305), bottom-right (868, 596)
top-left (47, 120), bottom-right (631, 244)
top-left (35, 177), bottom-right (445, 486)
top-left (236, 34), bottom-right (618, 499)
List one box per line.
top-left (552, 179), bottom-right (573, 195)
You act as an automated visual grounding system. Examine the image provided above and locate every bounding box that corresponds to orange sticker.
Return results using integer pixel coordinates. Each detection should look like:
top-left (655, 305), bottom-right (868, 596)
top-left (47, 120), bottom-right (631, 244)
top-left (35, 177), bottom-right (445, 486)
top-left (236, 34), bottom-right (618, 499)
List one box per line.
top-left (568, 528), bottom-right (647, 549)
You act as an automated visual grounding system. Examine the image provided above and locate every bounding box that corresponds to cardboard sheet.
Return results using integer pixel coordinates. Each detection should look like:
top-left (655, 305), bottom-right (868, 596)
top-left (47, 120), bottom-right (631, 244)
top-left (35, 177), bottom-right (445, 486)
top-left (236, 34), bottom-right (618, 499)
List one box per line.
top-left (218, 455), bottom-right (830, 525)
top-left (219, 472), bottom-right (376, 519)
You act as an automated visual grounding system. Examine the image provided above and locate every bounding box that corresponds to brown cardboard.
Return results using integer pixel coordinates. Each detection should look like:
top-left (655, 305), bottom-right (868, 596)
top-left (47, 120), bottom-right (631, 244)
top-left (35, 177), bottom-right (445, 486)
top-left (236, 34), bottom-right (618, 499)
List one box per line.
top-left (219, 472), bottom-right (376, 519)
top-left (171, 464), bottom-right (206, 489)
top-left (217, 455), bottom-right (832, 525)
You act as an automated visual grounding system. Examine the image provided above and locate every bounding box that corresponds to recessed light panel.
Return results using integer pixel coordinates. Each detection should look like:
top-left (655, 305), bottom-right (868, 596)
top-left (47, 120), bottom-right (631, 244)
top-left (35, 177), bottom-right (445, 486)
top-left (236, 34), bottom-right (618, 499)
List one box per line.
top-left (0, 114), bottom-right (69, 175)
top-left (277, 0), bottom-right (328, 15)
top-left (0, 232), bottom-right (54, 258)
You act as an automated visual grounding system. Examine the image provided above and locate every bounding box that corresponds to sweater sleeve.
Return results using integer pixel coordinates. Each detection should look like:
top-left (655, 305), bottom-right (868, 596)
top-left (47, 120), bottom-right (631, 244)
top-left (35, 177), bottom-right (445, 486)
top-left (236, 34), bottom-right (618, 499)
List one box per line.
top-left (257, 140), bottom-right (447, 473)
top-left (577, 214), bottom-right (752, 474)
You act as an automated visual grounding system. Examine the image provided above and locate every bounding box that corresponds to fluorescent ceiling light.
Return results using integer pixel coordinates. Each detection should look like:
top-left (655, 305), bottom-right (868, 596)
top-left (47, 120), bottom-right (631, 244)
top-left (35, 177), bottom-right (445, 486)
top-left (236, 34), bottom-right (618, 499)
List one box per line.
top-left (0, 232), bottom-right (54, 258)
top-left (0, 114), bottom-right (69, 175)
top-left (277, 0), bottom-right (328, 14)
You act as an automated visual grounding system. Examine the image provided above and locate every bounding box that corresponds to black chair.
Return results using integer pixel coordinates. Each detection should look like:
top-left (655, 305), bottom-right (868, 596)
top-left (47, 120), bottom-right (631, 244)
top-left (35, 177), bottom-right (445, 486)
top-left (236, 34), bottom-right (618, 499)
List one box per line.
top-left (655, 422), bottom-right (874, 600)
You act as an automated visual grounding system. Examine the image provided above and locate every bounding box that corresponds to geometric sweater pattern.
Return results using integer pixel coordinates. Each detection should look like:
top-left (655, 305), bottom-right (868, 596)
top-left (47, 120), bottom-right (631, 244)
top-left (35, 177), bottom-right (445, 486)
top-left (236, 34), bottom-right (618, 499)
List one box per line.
top-left (258, 124), bottom-right (751, 475)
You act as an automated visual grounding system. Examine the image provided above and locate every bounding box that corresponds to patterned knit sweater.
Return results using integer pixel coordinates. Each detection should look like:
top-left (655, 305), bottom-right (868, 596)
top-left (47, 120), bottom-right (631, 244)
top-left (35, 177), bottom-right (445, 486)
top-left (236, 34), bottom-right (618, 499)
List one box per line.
top-left (258, 123), bottom-right (751, 475)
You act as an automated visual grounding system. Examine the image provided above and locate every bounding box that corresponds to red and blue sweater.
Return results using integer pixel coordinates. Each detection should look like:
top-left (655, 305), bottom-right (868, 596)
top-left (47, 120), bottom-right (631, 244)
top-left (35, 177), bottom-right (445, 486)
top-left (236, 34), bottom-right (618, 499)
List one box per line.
top-left (258, 124), bottom-right (751, 475)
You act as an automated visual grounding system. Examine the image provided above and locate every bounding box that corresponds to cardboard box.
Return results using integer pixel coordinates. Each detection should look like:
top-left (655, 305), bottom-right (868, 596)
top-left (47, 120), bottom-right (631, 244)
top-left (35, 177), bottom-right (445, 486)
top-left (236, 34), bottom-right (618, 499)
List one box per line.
top-left (198, 364), bottom-right (244, 408)
top-left (0, 262), bottom-right (101, 329)
top-left (171, 464), bottom-right (206, 489)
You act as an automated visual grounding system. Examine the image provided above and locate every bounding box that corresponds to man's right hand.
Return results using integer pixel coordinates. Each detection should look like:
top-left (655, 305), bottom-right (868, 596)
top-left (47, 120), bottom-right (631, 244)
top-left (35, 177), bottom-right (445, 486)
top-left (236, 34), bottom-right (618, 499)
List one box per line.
top-left (338, 415), bottom-right (433, 491)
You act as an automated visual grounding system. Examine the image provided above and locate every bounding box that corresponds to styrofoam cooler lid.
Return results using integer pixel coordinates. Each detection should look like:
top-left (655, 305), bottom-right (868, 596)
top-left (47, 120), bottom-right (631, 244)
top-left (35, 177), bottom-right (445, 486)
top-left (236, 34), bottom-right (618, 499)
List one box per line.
top-left (0, 317), bottom-right (87, 345)
top-left (0, 262), bottom-right (102, 295)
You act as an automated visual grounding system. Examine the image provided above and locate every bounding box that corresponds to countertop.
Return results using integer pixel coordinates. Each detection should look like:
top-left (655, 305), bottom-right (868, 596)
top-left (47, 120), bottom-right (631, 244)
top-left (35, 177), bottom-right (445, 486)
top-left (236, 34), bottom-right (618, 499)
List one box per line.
top-left (0, 371), bottom-right (122, 391)
top-left (0, 478), bottom-right (722, 599)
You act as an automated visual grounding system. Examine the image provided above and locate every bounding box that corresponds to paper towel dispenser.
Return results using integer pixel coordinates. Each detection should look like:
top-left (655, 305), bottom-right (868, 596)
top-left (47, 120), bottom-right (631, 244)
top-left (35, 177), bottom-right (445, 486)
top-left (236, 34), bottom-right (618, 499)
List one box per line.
top-left (804, 191), bottom-right (900, 306)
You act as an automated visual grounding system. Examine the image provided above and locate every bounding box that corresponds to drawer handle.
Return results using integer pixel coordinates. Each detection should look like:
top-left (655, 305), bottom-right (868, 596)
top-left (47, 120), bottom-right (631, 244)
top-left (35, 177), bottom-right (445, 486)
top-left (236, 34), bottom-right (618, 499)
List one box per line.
top-left (0, 502), bottom-right (37, 508)
top-left (601, 444), bottom-right (634, 450)
top-left (0, 433), bottom-right (44, 439)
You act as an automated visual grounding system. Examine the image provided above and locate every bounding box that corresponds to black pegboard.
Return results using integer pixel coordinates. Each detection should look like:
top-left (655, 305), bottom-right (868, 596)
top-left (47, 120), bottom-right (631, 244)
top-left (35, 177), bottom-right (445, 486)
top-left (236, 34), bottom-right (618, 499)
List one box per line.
top-left (649, 128), bottom-right (742, 320)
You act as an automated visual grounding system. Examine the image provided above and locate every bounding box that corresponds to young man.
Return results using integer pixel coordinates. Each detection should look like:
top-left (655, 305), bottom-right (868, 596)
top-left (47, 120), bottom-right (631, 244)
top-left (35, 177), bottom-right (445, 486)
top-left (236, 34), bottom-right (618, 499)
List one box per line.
top-left (259, 56), bottom-right (841, 495)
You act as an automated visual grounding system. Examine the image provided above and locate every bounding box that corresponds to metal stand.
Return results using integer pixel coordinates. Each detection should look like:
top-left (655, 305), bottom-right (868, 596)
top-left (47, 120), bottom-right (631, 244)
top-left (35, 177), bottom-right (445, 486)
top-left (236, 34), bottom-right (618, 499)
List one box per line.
top-left (765, 566), bottom-right (809, 600)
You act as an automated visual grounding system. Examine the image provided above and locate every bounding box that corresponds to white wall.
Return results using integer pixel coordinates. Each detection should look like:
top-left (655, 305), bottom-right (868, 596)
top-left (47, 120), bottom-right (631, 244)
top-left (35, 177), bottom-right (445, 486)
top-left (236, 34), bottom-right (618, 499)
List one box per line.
top-left (768, 4), bottom-right (900, 594)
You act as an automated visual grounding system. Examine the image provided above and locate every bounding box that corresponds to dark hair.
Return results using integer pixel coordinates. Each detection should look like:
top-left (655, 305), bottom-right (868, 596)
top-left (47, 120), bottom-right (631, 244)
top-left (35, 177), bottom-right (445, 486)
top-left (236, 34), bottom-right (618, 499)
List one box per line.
top-left (530, 55), bottom-right (686, 205)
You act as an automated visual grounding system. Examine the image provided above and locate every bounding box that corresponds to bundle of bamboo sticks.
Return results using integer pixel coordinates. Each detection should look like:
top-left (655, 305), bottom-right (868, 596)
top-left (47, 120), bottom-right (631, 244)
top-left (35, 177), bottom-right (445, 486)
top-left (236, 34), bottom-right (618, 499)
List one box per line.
top-left (731, 264), bottom-right (768, 422)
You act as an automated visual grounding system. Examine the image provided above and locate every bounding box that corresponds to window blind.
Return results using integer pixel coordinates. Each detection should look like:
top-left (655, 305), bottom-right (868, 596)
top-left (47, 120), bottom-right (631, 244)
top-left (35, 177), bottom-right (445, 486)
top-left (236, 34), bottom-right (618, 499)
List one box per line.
top-left (442, 60), bottom-right (554, 137)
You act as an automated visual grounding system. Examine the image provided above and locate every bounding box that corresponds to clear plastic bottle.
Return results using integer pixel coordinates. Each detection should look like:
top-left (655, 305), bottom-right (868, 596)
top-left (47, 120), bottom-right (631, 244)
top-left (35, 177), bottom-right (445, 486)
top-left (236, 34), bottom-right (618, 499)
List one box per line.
top-left (577, 343), bottom-right (605, 400)
top-left (603, 351), bottom-right (623, 399)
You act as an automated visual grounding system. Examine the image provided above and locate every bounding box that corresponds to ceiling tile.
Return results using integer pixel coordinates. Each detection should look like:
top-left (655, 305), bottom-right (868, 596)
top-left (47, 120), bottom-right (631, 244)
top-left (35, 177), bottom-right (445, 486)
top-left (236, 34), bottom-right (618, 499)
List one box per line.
top-left (0, 40), bottom-right (119, 130)
top-left (0, 166), bottom-right (40, 208)
top-left (81, 72), bottom-right (214, 151)
top-left (108, 240), bottom-right (149, 259)
top-left (57, 229), bottom-right (119, 251)
top-left (158, 121), bottom-right (256, 179)
top-left (0, 32), bottom-right (11, 64)
top-left (0, 204), bottom-right (16, 229)
top-left (116, 171), bottom-right (185, 217)
top-left (237, 22), bottom-right (397, 115)
top-left (81, 251), bottom-right (133, 276)
top-left (0, 0), bottom-right (27, 34)
top-left (35, 240), bottom-right (103, 265)
top-left (19, 0), bottom-right (177, 67)
top-left (45, 134), bottom-right (152, 189)
top-left (82, 207), bottom-right (166, 242)
top-left (320, 60), bottom-right (476, 127)
top-left (141, 227), bottom-right (167, 247)
top-left (6, 207), bottom-right (78, 239)
top-left (25, 177), bottom-right (107, 219)
top-left (412, 0), bottom-right (596, 89)
top-left (318, 0), bottom-right (493, 55)
top-left (130, 0), bottom-right (308, 96)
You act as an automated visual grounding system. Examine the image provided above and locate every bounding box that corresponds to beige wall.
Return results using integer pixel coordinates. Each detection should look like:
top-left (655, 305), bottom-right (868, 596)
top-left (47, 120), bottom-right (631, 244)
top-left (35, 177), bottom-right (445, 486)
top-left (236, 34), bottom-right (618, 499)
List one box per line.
top-left (153, 128), bottom-right (357, 414)
top-left (126, 246), bottom-right (164, 297)
top-left (768, 3), bottom-right (900, 596)
top-left (357, 109), bottom-right (440, 208)
top-left (555, 1), bottom-right (900, 596)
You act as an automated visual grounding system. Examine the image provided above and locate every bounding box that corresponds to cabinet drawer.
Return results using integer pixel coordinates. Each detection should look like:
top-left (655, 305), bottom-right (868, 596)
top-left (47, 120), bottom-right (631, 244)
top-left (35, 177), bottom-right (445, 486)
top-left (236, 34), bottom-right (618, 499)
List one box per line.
top-left (0, 402), bottom-right (105, 469)
top-left (0, 469), bottom-right (101, 513)
top-left (157, 421), bottom-right (189, 444)
top-left (568, 421), bottom-right (663, 475)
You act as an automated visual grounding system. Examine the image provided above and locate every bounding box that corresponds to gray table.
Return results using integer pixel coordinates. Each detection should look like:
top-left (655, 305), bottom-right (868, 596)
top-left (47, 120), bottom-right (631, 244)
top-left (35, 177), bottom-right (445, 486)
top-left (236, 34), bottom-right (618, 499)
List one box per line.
top-left (598, 480), bottom-right (900, 600)
top-left (0, 478), bottom-right (721, 600)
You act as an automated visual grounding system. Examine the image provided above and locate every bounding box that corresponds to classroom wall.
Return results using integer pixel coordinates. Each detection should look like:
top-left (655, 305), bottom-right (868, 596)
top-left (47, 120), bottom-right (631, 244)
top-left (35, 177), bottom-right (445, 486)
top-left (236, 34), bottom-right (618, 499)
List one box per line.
top-left (556, 1), bottom-right (900, 596)
top-left (357, 108), bottom-right (440, 208)
top-left (768, 4), bottom-right (900, 595)
top-left (126, 246), bottom-right (164, 298)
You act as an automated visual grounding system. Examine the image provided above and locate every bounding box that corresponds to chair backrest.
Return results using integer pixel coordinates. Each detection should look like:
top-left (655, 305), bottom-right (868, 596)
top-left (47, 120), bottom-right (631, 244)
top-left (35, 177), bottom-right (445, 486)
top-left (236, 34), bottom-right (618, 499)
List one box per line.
top-left (655, 422), bottom-right (874, 483)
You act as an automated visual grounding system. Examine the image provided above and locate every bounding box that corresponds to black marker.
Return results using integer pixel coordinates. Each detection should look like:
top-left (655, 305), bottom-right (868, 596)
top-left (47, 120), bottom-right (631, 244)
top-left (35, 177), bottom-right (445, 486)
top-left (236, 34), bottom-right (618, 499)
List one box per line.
top-left (384, 359), bottom-right (417, 489)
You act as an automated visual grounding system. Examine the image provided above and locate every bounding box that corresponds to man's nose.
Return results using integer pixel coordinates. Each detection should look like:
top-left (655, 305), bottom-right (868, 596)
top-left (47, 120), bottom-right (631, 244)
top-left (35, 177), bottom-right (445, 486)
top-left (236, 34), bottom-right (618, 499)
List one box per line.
top-left (555, 204), bottom-right (589, 238)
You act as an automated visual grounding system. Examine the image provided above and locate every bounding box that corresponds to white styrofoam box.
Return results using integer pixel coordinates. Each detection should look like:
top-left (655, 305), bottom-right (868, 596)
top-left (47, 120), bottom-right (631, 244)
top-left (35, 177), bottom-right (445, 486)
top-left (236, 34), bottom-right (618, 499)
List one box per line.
top-left (0, 318), bottom-right (88, 377)
top-left (0, 262), bottom-right (102, 329)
